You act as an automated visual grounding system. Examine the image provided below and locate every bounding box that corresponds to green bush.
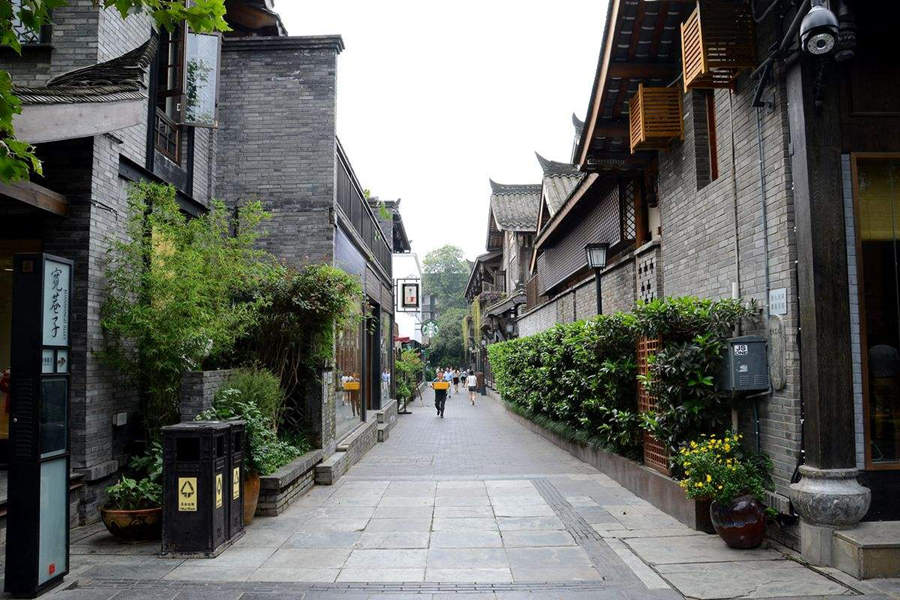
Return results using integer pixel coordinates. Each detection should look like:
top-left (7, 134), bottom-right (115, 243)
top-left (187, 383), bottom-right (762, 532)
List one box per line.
top-left (395, 349), bottom-right (423, 405)
top-left (99, 182), bottom-right (271, 438)
top-left (488, 297), bottom-right (754, 464)
top-left (105, 476), bottom-right (162, 510)
top-left (197, 388), bottom-right (300, 476)
top-left (489, 312), bottom-right (641, 457)
top-left (635, 297), bottom-right (755, 452)
top-left (221, 368), bottom-right (285, 431)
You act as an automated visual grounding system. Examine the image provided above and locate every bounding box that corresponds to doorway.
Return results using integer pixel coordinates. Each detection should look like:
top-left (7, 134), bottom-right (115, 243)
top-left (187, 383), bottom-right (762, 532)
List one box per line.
top-left (853, 154), bottom-right (900, 469)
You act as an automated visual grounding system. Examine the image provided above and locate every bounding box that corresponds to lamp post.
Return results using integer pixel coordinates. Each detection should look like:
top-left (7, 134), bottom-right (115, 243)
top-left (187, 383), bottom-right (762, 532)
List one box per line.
top-left (585, 242), bottom-right (609, 316)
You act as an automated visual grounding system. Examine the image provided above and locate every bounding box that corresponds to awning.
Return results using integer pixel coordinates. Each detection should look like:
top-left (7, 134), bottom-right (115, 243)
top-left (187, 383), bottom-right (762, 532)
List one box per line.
top-left (485, 292), bottom-right (527, 318)
top-left (12, 36), bottom-right (157, 144)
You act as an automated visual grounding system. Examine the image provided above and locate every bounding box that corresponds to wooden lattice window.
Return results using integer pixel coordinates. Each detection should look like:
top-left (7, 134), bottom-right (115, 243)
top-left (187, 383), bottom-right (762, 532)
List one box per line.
top-left (680, 1), bottom-right (755, 92)
top-left (629, 84), bottom-right (684, 154)
top-left (637, 337), bottom-right (669, 475)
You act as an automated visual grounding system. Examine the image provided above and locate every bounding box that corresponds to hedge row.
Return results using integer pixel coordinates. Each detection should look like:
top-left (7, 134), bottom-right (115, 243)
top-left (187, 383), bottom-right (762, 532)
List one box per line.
top-left (487, 297), bottom-right (754, 463)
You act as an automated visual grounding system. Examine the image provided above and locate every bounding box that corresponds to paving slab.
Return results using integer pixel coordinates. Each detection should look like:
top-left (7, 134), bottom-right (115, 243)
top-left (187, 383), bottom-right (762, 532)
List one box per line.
top-left (425, 548), bottom-right (508, 569)
top-left (655, 559), bottom-right (852, 598)
top-left (336, 568), bottom-right (425, 582)
top-left (505, 546), bottom-right (594, 569)
top-left (424, 568), bottom-right (513, 583)
top-left (434, 505), bottom-right (494, 518)
top-left (246, 567), bottom-right (339, 582)
top-left (282, 531), bottom-right (362, 548)
top-left (261, 547), bottom-right (351, 569)
top-left (431, 517), bottom-right (498, 531)
top-left (509, 566), bottom-right (604, 582)
top-left (496, 516), bottom-right (566, 531)
top-left (500, 530), bottom-right (576, 547)
top-left (430, 530), bottom-right (503, 548)
top-left (363, 518), bottom-right (433, 532)
top-left (355, 531), bottom-right (431, 549)
top-left (626, 534), bottom-right (784, 565)
top-left (345, 549), bottom-right (427, 568)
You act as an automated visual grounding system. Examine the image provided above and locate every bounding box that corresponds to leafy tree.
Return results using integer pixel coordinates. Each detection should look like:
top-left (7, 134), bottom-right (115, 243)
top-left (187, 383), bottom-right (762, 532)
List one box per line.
top-left (428, 307), bottom-right (467, 368)
top-left (1, 0), bottom-right (228, 181)
top-left (422, 245), bottom-right (469, 312)
top-left (99, 182), bottom-right (270, 437)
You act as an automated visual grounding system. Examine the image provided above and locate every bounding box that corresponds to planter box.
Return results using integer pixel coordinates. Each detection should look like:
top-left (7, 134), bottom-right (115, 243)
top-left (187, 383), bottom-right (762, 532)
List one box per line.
top-left (493, 391), bottom-right (713, 533)
top-left (256, 449), bottom-right (324, 517)
top-left (180, 369), bottom-right (237, 422)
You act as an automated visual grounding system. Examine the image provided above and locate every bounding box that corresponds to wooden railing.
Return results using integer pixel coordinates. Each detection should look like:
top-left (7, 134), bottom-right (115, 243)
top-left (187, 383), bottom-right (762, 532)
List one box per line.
top-left (336, 149), bottom-right (392, 277)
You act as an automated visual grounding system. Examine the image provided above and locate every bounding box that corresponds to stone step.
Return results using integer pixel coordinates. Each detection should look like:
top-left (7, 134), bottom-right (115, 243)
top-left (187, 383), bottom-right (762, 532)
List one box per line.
top-left (832, 521), bottom-right (900, 579)
top-left (376, 422), bottom-right (390, 442)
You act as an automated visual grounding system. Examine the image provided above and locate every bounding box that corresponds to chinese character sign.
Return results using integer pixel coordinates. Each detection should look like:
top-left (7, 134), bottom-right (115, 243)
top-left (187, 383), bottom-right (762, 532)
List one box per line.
top-left (42, 260), bottom-right (70, 347)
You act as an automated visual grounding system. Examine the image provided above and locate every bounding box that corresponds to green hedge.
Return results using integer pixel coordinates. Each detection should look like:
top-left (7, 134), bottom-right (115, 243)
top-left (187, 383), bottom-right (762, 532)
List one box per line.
top-left (488, 297), bottom-right (754, 463)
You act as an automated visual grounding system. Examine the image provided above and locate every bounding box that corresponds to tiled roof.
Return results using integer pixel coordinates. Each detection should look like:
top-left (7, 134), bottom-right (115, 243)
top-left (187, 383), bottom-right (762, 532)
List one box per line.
top-left (15, 36), bottom-right (157, 105)
top-left (536, 153), bottom-right (584, 217)
top-left (489, 180), bottom-right (541, 232)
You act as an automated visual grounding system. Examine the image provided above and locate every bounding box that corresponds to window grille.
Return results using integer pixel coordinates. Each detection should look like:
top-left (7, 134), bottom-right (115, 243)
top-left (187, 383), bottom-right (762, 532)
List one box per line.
top-left (637, 337), bottom-right (669, 475)
top-left (620, 181), bottom-right (636, 242)
top-left (10, 0), bottom-right (46, 45)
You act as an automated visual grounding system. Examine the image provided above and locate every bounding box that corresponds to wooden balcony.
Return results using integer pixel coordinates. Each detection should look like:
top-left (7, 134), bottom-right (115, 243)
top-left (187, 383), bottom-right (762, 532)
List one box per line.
top-left (680, 1), bottom-right (755, 92)
top-left (629, 84), bottom-right (683, 154)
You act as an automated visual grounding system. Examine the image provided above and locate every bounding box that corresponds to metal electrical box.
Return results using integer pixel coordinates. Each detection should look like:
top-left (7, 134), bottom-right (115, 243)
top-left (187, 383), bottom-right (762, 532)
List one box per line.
top-left (162, 421), bottom-right (230, 557)
top-left (721, 335), bottom-right (769, 392)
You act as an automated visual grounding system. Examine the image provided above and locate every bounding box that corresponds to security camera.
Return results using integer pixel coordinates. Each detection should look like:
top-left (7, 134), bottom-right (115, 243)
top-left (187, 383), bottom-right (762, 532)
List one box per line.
top-left (800, 0), bottom-right (839, 56)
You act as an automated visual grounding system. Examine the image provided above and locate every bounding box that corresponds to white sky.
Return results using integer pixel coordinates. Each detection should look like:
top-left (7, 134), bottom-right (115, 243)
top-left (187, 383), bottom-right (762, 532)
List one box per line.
top-left (277, 1), bottom-right (606, 261)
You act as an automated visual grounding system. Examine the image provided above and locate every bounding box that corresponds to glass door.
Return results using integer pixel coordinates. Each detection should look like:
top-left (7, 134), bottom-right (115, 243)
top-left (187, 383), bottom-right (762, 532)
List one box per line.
top-left (854, 154), bottom-right (900, 468)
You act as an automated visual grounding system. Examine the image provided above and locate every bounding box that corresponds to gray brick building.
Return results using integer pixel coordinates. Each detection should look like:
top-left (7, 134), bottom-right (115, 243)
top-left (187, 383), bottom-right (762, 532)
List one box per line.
top-left (479, 0), bottom-right (900, 574)
top-left (0, 0), bottom-right (394, 540)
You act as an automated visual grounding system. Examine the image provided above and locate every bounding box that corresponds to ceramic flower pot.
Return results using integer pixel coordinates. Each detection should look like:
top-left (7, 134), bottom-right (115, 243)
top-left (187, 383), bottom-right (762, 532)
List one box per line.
top-left (99, 506), bottom-right (162, 542)
top-left (709, 494), bottom-right (766, 549)
top-left (243, 471), bottom-right (261, 525)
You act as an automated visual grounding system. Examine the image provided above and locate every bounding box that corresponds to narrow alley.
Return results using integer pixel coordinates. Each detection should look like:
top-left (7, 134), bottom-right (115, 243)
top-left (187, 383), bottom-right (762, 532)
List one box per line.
top-left (51, 387), bottom-right (895, 600)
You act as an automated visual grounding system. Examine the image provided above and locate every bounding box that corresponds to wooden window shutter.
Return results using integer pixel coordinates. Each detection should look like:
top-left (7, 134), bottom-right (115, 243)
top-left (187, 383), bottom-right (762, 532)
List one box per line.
top-left (680, 1), bottom-right (755, 92)
top-left (629, 84), bottom-right (684, 154)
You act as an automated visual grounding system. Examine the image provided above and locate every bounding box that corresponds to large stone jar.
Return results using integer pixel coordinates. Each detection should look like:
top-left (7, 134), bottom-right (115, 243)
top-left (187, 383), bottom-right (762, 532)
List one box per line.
top-left (709, 494), bottom-right (766, 549)
top-left (243, 471), bottom-right (261, 525)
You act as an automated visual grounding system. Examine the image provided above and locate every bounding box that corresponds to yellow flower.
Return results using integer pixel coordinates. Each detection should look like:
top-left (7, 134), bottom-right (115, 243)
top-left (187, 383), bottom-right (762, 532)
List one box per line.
top-left (706, 474), bottom-right (712, 483)
top-left (718, 485), bottom-right (723, 490)
top-left (684, 461), bottom-right (691, 466)
top-left (724, 444), bottom-right (731, 452)
top-left (695, 482), bottom-right (703, 488)
top-left (690, 441), bottom-right (698, 449)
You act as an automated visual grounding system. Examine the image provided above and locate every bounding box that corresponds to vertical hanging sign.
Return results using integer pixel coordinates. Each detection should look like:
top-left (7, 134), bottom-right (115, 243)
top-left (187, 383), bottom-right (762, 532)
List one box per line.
top-left (5, 254), bottom-right (73, 597)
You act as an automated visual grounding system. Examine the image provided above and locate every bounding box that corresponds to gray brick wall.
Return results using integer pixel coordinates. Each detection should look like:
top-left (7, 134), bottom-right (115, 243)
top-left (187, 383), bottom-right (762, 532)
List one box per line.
top-left (656, 80), bottom-right (801, 499)
top-left (215, 37), bottom-right (342, 269)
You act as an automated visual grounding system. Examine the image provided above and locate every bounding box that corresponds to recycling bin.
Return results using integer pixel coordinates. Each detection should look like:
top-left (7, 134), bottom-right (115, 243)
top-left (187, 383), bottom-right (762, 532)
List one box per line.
top-left (162, 421), bottom-right (229, 557)
top-left (226, 419), bottom-right (246, 542)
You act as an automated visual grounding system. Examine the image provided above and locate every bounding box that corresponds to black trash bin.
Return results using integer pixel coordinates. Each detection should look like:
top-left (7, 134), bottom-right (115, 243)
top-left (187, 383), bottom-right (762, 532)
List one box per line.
top-left (226, 419), bottom-right (246, 542)
top-left (161, 421), bottom-right (230, 557)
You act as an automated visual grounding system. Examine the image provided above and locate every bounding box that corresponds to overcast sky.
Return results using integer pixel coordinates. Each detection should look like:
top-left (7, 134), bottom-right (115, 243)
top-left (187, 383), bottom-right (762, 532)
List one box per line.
top-left (278, 1), bottom-right (606, 262)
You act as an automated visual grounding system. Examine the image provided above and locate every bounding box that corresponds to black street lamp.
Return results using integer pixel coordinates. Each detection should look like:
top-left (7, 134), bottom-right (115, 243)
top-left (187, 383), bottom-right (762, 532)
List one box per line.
top-left (585, 242), bottom-right (609, 316)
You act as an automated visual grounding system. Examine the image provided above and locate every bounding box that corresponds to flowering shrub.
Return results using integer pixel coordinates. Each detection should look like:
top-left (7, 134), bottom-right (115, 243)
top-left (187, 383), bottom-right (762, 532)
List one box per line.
top-left (673, 433), bottom-right (772, 504)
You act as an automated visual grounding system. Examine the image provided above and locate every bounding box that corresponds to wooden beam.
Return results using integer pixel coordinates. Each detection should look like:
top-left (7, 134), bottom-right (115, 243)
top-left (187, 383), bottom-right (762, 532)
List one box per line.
top-left (0, 181), bottom-right (67, 216)
top-left (607, 62), bottom-right (678, 80)
top-left (591, 120), bottom-right (629, 139)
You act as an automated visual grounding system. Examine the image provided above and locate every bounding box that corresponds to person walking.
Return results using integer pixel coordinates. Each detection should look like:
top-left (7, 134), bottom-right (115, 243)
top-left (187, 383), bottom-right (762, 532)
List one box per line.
top-left (466, 369), bottom-right (478, 406)
top-left (433, 370), bottom-right (448, 418)
top-left (443, 368), bottom-right (454, 395)
top-left (452, 368), bottom-right (461, 394)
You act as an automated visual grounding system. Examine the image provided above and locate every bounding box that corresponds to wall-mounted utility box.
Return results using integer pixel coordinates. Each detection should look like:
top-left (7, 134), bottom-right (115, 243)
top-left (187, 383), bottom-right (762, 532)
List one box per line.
top-left (721, 335), bottom-right (769, 392)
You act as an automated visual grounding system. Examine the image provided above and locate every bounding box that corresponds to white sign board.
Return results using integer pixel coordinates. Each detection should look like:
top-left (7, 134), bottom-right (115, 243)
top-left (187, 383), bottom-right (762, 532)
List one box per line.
top-left (42, 259), bottom-right (70, 347)
top-left (769, 288), bottom-right (787, 316)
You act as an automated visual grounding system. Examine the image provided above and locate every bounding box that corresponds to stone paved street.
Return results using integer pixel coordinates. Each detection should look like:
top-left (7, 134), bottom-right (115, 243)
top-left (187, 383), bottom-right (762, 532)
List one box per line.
top-left (31, 388), bottom-right (900, 600)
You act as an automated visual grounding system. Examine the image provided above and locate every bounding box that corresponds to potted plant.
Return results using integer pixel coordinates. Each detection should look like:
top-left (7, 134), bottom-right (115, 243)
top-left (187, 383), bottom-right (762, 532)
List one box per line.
top-left (100, 442), bottom-right (163, 541)
top-left (101, 477), bottom-right (163, 542)
top-left (197, 378), bottom-right (299, 524)
top-left (674, 433), bottom-right (773, 549)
